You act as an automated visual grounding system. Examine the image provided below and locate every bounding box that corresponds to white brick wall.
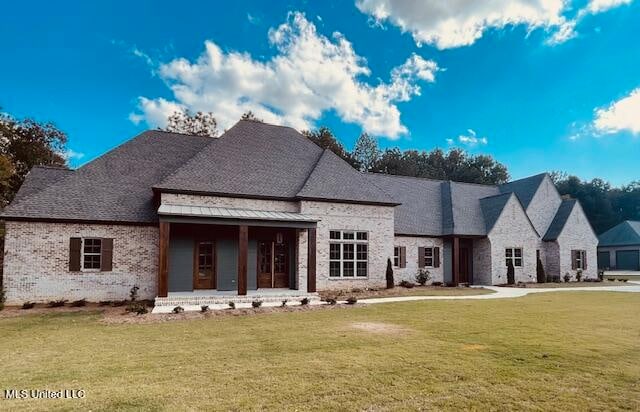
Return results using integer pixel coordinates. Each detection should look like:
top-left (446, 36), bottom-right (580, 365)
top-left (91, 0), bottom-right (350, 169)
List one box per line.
top-left (3, 221), bottom-right (158, 304)
top-left (486, 195), bottom-right (540, 284)
top-left (472, 238), bottom-right (492, 285)
top-left (526, 175), bottom-right (562, 237)
top-left (299, 201), bottom-right (395, 290)
top-left (392, 236), bottom-right (444, 284)
top-left (555, 203), bottom-right (599, 280)
top-left (161, 193), bottom-right (299, 212)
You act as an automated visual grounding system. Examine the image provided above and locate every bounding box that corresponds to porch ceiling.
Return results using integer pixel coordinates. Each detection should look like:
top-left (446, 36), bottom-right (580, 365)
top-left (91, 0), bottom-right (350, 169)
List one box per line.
top-left (157, 203), bottom-right (319, 227)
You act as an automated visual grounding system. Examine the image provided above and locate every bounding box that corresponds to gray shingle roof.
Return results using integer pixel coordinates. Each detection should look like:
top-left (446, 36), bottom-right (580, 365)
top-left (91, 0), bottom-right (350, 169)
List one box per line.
top-left (367, 173), bottom-right (443, 235)
top-left (543, 199), bottom-right (576, 241)
top-left (2, 131), bottom-right (211, 223)
top-left (297, 150), bottom-right (397, 205)
top-left (480, 192), bottom-right (513, 233)
top-left (11, 165), bottom-right (73, 203)
top-left (447, 181), bottom-right (501, 235)
top-left (598, 220), bottom-right (640, 246)
top-left (499, 173), bottom-right (547, 208)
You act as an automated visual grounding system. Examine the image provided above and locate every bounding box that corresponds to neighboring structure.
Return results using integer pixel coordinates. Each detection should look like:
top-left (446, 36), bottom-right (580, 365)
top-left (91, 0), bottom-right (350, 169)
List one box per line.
top-left (597, 221), bottom-right (640, 271)
top-left (0, 120), bottom-right (599, 305)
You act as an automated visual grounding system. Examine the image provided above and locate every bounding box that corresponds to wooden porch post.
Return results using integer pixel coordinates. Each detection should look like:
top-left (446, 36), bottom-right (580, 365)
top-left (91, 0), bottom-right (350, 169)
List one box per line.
top-left (158, 221), bottom-right (170, 297)
top-left (307, 227), bottom-right (316, 293)
top-left (452, 237), bottom-right (460, 287)
top-left (238, 225), bottom-right (248, 295)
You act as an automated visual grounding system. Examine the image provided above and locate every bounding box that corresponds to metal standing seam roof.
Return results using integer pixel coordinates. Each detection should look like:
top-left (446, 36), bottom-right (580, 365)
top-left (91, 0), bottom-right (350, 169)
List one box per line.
top-left (157, 204), bottom-right (319, 223)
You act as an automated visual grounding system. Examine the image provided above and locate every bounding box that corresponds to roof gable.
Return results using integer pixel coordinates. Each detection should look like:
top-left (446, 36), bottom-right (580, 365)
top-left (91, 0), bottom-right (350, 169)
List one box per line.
top-left (499, 173), bottom-right (547, 208)
top-left (480, 192), bottom-right (512, 233)
top-left (543, 199), bottom-right (576, 241)
top-left (447, 181), bottom-right (500, 235)
top-left (598, 220), bottom-right (640, 246)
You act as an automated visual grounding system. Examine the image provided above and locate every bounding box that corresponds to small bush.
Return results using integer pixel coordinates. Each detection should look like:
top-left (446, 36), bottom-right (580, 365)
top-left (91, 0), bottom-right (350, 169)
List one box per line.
top-left (621, 278), bottom-right (628, 283)
top-left (415, 267), bottom-right (431, 286)
top-left (431, 281), bottom-right (443, 287)
top-left (70, 299), bottom-right (87, 307)
top-left (281, 299), bottom-right (288, 307)
top-left (346, 296), bottom-right (358, 305)
top-left (399, 280), bottom-right (415, 288)
top-left (172, 306), bottom-right (184, 314)
top-left (325, 298), bottom-right (337, 305)
top-left (129, 285), bottom-right (140, 302)
top-left (597, 270), bottom-right (605, 281)
top-left (48, 299), bottom-right (67, 308)
top-left (576, 269), bottom-right (583, 282)
top-left (21, 302), bottom-right (35, 310)
top-left (127, 302), bottom-right (148, 315)
top-left (99, 300), bottom-right (112, 306)
top-left (386, 258), bottom-right (394, 289)
top-left (0, 284), bottom-right (5, 311)
top-left (228, 302), bottom-right (235, 310)
top-left (252, 300), bottom-right (262, 308)
top-left (200, 305), bottom-right (209, 313)
top-left (563, 273), bottom-right (571, 283)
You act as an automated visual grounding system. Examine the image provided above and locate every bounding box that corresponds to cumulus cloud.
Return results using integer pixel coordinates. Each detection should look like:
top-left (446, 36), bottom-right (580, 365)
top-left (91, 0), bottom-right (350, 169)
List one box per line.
top-left (447, 129), bottom-right (488, 146)
top-left (593, 88), bottom-right (640, 135)
top-left (355, 0), bottom-right (634, 49)
top-left (131, 12), bottom-right (439, 138)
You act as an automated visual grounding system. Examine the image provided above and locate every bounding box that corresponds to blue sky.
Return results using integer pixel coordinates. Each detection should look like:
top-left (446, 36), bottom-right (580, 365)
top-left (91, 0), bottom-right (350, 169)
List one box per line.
top-left (1, 0), bottom-right (639, 185)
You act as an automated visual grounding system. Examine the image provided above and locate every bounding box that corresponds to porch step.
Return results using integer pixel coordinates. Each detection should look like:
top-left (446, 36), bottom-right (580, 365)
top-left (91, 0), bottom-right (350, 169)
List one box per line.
top-left (154, 292), bottom-right (321, 308)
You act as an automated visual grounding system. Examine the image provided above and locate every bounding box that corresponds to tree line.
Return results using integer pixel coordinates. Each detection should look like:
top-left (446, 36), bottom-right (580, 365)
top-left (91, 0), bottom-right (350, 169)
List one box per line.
top-left (0, 108), bottom-right (637, 234)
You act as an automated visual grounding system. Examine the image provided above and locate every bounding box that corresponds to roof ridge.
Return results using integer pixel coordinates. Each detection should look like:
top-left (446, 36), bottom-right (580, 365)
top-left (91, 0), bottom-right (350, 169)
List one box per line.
top-left (366, 171), bottom-right (502, 188)
top-left (149, 129), bottom-right (220, 139)
top-left (31, 164), bottom-right (72, 171)
top-left (480, 192), bottom-right (512, 201)
top-left (294, 148), bottom-right (330, 196)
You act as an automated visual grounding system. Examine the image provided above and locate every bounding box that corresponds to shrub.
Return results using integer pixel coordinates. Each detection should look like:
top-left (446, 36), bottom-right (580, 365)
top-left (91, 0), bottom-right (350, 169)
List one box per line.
top-left (536, 256), bottom-right (546, 283)
top-left (399, 280), bottom-right (415, 288)
top-left (127, 302), bottom-right (148, 315)
top-left (621, 279), bottom-right (628, 283)
top-left (597, 270), bottom-right (605, 281)
top-left (576, 269), bottom-right (583, 282)
top-left (48, 299), bottom-right (67, 308)
top-left (21, 302), bottom-right (35, 310)
top-left (432, 281), bottom-right (443, 287)
top-left (346, 296), bottom-right (358, 305)
top-left (172, 306), bottom-right (184, 314)
top-left (300, 298), bottom-right (310, 306)
top-left (415, 267), bottom-right (431, 286)
top-left (252, 300), bottom-right (262, 308)
top-left (563, 272), bottom-right (571, 283)
top-left (0, 284), bottom-right (5, 311)
top-left (129, 285), bottom-right (139, 302)
top-left (325, 298), bottom-right (337, 305)
top-left (200, 305), bottom-right (209, 313)
top-left (281, 299), bottom-right (288, 307)
top-left (99, 301), bottom-right (112, 306)
top-left (506, 260), bottom-right (515, 285)
top-left (228, 302), bottom-right (236, 310)
top-left (386, 258), bottom-right (394, 289)
top-left (70, 299), bottom-right (87, 307)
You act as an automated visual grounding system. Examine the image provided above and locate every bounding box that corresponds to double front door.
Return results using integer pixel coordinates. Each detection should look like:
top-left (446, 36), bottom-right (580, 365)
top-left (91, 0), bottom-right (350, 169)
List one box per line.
top-left (258, 241), bottom-right (289, 288)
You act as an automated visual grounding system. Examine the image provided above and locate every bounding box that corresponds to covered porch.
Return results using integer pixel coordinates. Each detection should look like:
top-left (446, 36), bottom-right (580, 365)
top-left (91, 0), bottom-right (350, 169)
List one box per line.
top-left (156, 204), bottom-right (319, 305)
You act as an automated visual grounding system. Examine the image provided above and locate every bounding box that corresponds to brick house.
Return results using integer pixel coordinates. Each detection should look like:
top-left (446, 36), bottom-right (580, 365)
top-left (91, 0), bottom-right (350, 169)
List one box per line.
top-left (1, 120), bottom-right (598, 305)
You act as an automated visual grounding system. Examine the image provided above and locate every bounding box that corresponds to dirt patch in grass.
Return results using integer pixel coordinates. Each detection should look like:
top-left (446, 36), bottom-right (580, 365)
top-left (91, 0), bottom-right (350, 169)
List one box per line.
top-left (320, 285), bottom-right (494, 300)
top-left (349, 321), bottom-right (411, 334)
top-left (462, 344), bottom-right (487, 351)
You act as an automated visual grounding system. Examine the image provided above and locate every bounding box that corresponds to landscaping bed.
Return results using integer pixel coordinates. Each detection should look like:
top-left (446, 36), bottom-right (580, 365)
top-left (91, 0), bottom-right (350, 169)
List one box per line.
top-left (319, 285), bottom-right (494, 300)
top-left (502, 280), bottom-right (632, 288)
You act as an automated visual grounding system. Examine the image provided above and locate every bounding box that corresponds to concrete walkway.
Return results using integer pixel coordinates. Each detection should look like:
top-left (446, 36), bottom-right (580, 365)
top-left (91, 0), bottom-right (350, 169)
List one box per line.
top-left (356, 282), bottom-right (640, 305)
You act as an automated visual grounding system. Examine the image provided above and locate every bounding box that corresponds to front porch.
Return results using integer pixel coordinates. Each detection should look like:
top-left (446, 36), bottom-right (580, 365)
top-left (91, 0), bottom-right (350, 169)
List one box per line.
top-left (155, 204), bottom-right (319, 308)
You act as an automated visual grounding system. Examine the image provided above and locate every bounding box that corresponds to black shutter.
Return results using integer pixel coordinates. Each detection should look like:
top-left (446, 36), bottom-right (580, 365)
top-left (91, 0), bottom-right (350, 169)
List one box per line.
top-left (418, 247), bottom-right (425, 268)
top-left (400, 246), bottom-right (406, 268)
top-left (101, 238), bottom-right (113, 272)
top-left (434, 247), bottom-right (440, 268)
top-left (69, 238), bottom-right (81, 271)
top-left (583, 250), bottom-right (587, 269)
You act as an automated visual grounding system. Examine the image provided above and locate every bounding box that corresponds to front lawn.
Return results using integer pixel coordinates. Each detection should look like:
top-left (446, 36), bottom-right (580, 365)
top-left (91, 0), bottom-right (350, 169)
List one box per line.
top-left (1, 292), bottom-right (639, 411)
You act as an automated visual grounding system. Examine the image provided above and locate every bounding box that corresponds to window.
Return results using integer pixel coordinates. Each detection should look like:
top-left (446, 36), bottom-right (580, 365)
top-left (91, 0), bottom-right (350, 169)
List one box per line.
top-left (424, 247), bottom-right (434, 267)
top-left (572, 250), bottom-right (587, 270)
top-left (82, 238), bottom-right (102, 270)
top-left (394, 246), bottom-right (400, 267)
top-left (329, 230), bottom-right (368, 278)
top-left (505, 248), bottom-right (523, 267)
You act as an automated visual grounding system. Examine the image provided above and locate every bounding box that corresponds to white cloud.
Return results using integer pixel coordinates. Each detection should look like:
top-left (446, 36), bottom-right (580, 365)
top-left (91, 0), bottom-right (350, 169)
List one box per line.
top-left (59, 149), bottom-right (85, 161)
top-left (131, 12), bottom-right (439, 138)
top-left (355, 0), bottom-right (634, 49)
top-left (447, 129), bottom-right (488, 146)
top-left (593, 88), bottom-right (640, 135)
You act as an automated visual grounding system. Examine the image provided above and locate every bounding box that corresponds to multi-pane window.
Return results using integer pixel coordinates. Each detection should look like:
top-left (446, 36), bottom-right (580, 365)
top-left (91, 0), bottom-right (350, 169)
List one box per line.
top-left (423, 247), bottom-right (434, 267)
top-left (197, 242), bottom-right (214, 278)
top-left (505, 247), bottom-right (523, 267)
top-left (572, 250), bottom-right (586, 269)
top-left (329, 230), bottom-right (368, 278)
top-left (82, 238), bottom-right (102, 270)
top-left (394, 246), bottom-right (400, 267)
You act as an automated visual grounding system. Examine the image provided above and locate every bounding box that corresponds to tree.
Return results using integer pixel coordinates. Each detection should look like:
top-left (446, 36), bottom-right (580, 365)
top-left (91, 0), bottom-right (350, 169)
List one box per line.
top-left (240, 111), bottom-right (263, 122)
top-left (0, 111), bottom-right (68, 206)
top-left (352, 133), bottom-right (380, 172)
top-left (302, 127), bottom-right (358, 168)
top-left (162, 110), bottom-right (218, 137)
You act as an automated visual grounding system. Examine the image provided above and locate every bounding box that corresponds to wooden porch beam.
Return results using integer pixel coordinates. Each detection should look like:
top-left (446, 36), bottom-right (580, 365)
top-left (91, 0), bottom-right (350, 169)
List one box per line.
top-left (307, 227), bottom-right (317, 293)
top-left (238, 225), bottom-right (248, 295)
top-left (452, 236), bottom-right (460, 287)
top-left (158, 221), bottom-right (170, 297)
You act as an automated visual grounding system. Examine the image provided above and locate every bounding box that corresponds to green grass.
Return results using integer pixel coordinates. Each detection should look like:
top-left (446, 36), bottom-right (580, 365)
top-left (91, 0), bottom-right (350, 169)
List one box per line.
top-left (1, 292), bottom-right (639, 411)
